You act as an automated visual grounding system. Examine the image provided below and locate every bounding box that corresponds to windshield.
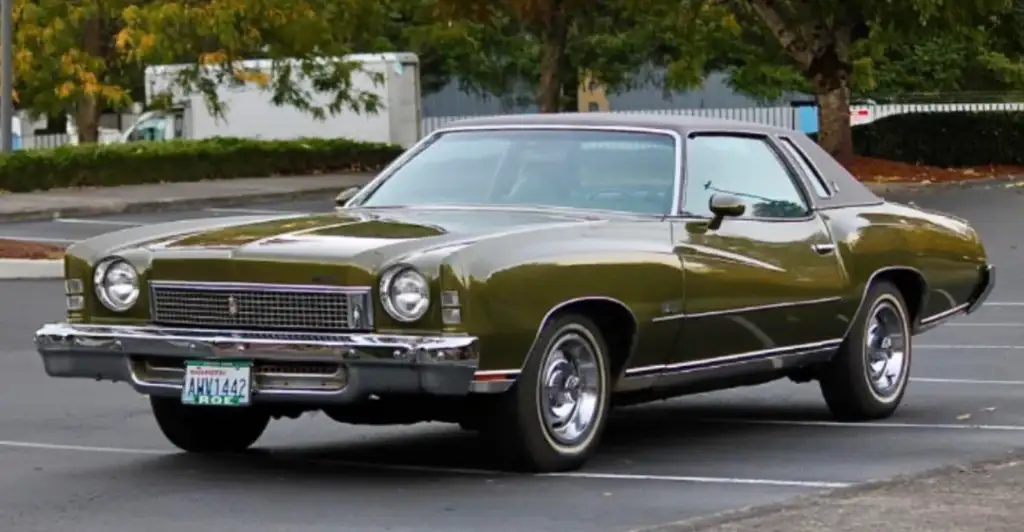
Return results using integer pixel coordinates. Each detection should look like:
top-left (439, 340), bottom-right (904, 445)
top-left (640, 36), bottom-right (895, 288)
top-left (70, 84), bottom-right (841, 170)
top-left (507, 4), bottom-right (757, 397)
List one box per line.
top-left (356, 128), bottom-right (678, 215)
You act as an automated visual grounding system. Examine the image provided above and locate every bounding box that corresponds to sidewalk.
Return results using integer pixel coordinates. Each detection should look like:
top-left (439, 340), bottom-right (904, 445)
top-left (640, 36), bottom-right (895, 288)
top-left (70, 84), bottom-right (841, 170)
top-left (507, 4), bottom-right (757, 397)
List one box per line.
top-left (0, 174), bottom-right (374, 223)
top-left (639, 449), bottom-right (1024, 532)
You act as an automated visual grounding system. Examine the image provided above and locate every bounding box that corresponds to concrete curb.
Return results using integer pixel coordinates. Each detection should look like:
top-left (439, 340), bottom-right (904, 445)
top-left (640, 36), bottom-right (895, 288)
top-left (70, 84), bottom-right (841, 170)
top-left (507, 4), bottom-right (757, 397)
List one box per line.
top-left (0, 186), bottom-right (343, 224)
top-left (630, 447), bottom-right (1024, 532)
top-left (0, 259), bottom-right (62, 280)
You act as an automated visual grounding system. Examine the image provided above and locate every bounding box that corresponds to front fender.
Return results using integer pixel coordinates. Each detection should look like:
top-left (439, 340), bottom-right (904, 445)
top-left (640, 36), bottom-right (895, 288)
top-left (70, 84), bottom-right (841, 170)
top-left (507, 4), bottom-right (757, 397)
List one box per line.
top-left (440, 223), bottom-right (683, 373)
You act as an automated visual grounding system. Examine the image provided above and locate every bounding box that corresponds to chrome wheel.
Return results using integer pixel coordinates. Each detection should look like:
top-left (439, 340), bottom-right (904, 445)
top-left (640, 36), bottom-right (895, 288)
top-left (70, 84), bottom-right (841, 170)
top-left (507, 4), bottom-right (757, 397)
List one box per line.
top-left (864, 300), bottom-right (908, 400)
top-left (538, 331), bottom-right (602, 448)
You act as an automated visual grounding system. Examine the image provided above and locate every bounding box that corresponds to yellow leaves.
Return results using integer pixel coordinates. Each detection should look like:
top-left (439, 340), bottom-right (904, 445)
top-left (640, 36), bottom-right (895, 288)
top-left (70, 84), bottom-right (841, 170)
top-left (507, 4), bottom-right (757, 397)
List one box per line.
top-left (57, 81), bottom-right (75, 98)
top-left (199, 52), bottom-right (228, 65)
top-left (234, 69), bottom-right (271, 88)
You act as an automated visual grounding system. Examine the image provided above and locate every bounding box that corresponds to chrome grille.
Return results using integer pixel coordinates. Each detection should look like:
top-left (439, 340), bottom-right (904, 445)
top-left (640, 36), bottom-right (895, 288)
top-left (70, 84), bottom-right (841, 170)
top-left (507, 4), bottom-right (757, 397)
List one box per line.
top-left (149, 281), bottom-right (373, 331)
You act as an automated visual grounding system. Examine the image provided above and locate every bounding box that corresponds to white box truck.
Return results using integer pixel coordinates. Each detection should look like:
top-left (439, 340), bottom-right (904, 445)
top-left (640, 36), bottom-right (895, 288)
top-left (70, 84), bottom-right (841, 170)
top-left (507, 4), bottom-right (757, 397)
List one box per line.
top-left (118, 52), bottom-right (422, 148)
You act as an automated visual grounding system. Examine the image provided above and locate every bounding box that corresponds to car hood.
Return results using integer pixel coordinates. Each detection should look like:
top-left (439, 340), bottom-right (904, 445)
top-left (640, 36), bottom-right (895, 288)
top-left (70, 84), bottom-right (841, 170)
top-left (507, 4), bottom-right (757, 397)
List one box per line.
top-left (141, 206), bottom-right (607, 267)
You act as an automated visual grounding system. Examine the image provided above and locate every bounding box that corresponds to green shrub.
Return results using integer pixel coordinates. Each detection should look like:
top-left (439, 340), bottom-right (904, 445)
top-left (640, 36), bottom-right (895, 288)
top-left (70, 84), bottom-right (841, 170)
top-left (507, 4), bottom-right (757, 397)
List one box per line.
top-left (0, 136), bottom-right (406, 193)
top-left (851, 111), bottom-right (1024, 167)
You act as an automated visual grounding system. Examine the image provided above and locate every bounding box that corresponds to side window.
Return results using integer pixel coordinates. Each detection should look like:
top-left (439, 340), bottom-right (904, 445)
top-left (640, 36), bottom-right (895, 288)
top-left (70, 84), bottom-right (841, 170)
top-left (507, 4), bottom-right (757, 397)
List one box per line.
top-left (684, 135), bottom-right (810, 219)
top-left (778, 137), bottom-right (832, 197)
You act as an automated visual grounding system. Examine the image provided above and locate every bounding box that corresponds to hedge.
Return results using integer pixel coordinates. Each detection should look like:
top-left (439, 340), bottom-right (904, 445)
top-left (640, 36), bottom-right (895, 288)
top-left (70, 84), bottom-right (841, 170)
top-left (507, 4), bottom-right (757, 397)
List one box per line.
top-left (851, 111), bottom-right (1024, 168)
top-left (0, 136), bottom-right (406, 193)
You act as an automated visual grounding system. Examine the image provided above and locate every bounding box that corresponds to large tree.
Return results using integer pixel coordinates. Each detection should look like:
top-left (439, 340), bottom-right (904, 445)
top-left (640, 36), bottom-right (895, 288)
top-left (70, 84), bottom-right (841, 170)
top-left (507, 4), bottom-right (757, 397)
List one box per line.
top-left (14, 0), bottom-right (390, 143)
top-left (423, 0), bottom-right (715, 112)
top-left (699, 0), bottom-right (1017, 160)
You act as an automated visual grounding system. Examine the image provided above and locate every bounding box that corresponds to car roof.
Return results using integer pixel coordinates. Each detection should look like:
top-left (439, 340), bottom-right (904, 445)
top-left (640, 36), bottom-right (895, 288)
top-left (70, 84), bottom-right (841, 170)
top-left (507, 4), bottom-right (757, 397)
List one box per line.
top-left (441, 112), bottom-right (796, 136)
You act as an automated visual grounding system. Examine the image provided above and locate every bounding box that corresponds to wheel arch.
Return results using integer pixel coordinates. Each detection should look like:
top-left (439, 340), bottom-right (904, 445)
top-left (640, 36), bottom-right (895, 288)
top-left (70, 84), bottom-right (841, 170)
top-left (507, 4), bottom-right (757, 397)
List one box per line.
top-left (523, 296), bottom-right (639, 385)
top-left (845, 266), bottom-right (929, 341)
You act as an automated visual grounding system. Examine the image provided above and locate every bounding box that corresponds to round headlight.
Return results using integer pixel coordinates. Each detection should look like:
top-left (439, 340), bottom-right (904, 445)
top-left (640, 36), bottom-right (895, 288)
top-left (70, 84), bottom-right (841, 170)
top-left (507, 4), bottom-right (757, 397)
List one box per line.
top-left (380, 267), bottom-right (430, 322)
top-left (94, 258), bottom-right (140, 312)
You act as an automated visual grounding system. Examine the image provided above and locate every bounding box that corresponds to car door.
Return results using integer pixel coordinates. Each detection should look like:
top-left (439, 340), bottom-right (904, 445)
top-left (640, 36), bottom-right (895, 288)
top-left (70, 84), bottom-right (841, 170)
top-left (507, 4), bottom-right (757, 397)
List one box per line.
top-left (666, 132), bottom-right (849, 373)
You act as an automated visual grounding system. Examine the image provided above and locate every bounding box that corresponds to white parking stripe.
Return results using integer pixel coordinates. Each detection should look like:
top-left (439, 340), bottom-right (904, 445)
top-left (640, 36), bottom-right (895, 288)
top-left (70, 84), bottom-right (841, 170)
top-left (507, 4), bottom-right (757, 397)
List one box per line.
top-left (702, 419), bottom-right (1024, 431)
top-left (0, 235), bottom-right (76, 243)
top-left (204, 208), bottom-right (298, 214)
top-left (0, 439), bottom-right (848, 488)
top-left (53, 218), bottom-right (141, 226)
top-left (947, 323), bottom-right (1024, 327)
top-left (913, 377), bottom-right (1024, 385)
top-left (985, 302), bottom-right (1024, 307)
top-left (919, 344), bottom-right (1024, 349)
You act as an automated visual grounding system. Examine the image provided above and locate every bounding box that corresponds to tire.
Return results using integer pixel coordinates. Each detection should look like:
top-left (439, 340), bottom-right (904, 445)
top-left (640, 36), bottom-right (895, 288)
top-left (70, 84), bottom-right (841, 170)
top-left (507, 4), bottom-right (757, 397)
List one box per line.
top-left (150, 396), bottom-right (270, 453)
top-left (483, 313), bottom-right (612, 472)
top-left (819, 280), bottom-right (913, 421)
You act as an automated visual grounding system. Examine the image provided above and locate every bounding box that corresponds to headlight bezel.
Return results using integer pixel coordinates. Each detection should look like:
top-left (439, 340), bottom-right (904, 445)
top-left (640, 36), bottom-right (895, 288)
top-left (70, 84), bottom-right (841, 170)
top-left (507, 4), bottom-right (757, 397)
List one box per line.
top-left (93, 257), bottom-right (141, 312)
top-left (379, 265), bottom-right (431, 323)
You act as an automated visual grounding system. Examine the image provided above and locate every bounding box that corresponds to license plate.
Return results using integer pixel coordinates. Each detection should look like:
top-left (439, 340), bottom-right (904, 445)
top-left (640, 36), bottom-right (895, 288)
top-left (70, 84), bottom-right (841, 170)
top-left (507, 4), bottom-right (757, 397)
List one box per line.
top-left (181, 360), bottom-right (252, 407)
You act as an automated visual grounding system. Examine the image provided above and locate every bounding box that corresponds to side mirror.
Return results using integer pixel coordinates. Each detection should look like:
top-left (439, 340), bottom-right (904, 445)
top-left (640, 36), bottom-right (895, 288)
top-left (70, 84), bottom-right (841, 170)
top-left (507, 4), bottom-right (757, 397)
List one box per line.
top-left (335, 186), bottom-right (360, 206)
top-left (707, 193), bottom-right (745, 230)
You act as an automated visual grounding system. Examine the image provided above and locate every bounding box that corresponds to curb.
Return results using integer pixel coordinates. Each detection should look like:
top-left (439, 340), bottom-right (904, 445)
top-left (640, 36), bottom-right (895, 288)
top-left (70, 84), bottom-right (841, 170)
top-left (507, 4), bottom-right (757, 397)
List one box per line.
top-left (0, 186), bottom-right (344, 224)
top-left (0, 259), bottom-right (63, 280)
top-left (630, 447), bottom-right (1024, 532)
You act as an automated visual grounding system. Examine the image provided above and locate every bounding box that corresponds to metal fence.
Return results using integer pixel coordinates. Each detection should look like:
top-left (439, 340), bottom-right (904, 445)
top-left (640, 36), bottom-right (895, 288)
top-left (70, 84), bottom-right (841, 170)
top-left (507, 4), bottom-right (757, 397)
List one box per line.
top-left (422, 101), bottom-right (1024, 138)
top-left (12, 100), bottom-right (1024, 151)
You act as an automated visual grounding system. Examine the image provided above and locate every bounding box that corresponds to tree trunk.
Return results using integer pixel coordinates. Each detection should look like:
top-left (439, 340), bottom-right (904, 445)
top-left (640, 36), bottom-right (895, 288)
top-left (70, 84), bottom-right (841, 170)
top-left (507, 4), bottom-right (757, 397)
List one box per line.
top-left (537, 8), bottom-right (568, 113)
top-left (812, 71), bottom-right (854, 162)
top-left (76, 12), bottom-right (103, 144)
top-left (74, 97), bottom-right (101, 144)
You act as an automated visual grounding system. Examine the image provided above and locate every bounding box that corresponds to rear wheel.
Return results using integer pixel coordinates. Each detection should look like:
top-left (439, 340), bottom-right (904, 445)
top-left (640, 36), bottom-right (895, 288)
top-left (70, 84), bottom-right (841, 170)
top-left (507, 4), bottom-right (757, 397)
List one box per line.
top-left (150, 396), bottom-right (270, 453)
top-left (482, 313), bottom-right (612, 472)
top-left (819, 280), bottom-right (912, 421)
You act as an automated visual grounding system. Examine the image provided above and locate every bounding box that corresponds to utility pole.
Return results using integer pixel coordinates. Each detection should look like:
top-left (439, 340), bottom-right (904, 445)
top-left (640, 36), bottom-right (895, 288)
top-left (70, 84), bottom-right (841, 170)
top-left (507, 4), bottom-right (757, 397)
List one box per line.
top-left (0, 0), bottom-right (13, 153)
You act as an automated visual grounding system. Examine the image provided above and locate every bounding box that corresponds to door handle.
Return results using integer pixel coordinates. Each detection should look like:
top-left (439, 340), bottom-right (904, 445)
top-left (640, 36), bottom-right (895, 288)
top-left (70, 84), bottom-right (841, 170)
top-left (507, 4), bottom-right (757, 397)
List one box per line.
top-left (812, 243), bottom-right (836, 255)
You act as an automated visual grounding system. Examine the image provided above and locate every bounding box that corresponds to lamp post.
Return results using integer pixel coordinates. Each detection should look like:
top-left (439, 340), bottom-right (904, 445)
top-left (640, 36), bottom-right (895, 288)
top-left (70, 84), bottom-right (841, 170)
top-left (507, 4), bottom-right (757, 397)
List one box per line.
top-left (1, 0), bottom-right (13, 153)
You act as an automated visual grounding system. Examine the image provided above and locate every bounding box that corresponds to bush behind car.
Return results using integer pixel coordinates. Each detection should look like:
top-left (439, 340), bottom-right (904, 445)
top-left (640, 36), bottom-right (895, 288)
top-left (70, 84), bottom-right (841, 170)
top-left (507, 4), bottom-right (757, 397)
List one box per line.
top-left (0, 136), bottom-right (406, 193)
top-left (850, 111), bottom-right (1024, 167)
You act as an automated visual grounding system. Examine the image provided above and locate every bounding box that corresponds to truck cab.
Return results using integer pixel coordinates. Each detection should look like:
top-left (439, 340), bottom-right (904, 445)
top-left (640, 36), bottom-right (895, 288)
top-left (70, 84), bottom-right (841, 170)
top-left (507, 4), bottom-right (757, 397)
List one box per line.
top-left (122, 109), bottom-right (185, 143)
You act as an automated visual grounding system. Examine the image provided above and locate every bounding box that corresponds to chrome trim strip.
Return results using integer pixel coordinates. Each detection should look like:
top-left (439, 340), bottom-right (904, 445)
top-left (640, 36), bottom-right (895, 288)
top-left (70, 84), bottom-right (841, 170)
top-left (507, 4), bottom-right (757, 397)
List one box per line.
top-left (624, 338), bottom-right (843, 377)
top-left (966, 264), bottom-right (995, 314)
top-left (34, 323), bottom-right (478, 355)
top-left (652, 296), bottom-right (843, 323)
top-left (919, 302), bottom-right (970, 326)
top-left (149, 280), bottom-right (372, 294)
top-left (474, 369), bottom-right (522, 377)
top-left (347, 124), bottom-right (685, 217)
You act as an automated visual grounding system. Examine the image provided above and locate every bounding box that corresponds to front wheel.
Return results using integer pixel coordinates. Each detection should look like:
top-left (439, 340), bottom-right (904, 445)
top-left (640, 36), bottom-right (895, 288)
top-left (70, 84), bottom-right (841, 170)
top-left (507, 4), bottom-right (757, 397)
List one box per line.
top-left (483, 313), bottom-right (612, 472)
top-left (819, 280), bottom-right (913, 421)
top-left (150, 396), bottom-right (270, 453)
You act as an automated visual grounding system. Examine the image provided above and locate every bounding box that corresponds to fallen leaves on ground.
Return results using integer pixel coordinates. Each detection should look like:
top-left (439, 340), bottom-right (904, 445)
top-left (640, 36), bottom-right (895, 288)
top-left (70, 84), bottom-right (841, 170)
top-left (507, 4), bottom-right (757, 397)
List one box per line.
top-left (0, 239), bottom-right (65, 260)
top-left (843, 156), bottom-right (1024, 183)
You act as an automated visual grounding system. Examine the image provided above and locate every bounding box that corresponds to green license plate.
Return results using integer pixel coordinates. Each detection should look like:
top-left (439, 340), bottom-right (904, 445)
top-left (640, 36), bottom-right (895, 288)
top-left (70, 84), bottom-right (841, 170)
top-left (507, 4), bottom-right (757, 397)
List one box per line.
top-left (181, 360), bottom-right (252, 407)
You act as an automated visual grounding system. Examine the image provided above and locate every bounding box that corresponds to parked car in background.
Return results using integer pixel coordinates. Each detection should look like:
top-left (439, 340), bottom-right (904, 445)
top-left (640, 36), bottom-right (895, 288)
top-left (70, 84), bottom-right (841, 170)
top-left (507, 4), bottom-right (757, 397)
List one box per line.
top-left (36, 113), bottom-right (993, 472)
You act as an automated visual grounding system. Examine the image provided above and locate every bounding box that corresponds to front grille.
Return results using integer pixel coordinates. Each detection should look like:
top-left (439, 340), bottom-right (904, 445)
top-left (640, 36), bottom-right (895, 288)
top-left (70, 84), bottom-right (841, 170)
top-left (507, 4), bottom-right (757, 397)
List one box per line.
top-left (149, 281), bottom-right (373, 331)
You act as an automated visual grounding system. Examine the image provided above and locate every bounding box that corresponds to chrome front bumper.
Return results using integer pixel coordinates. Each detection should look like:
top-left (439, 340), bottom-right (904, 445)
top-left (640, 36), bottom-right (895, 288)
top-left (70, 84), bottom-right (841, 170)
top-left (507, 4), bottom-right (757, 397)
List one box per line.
top-left (35, 323), bottom-right (490, 403)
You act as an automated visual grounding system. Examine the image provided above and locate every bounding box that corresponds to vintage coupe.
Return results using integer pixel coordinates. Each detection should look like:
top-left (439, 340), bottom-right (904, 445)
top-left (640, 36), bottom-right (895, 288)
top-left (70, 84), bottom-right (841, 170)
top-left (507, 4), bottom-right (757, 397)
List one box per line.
top-left (36, 113), bottom-right (994, 472)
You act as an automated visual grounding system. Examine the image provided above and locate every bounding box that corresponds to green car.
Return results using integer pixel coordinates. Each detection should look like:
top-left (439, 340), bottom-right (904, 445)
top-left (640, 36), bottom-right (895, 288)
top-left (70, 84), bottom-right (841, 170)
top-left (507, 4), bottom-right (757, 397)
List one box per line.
top-left (35, 113), bottom-right (994, 472)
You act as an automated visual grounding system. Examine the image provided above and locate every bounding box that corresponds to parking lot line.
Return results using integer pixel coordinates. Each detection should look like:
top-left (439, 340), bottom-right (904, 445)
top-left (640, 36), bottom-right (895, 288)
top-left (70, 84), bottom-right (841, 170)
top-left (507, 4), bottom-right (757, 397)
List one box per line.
top-left (0, 235), bottom-right (75, 243)
top-left (0, 439), bottom-right (849, 488)
top-left (204, 207), bottom-right (300, 214)
top-left (918, 344), bottom-right (1024, 349)
top-left (947, 322), bottom-right (1024, 327)
top-left (52, 218), bottom-right (142, 226)
top-left (700, 418), bottom-right (1024, 431)
top-left (985, 302), bottom-right (1024, 307)
top-left (913, 377), bottom-right (1024, 385)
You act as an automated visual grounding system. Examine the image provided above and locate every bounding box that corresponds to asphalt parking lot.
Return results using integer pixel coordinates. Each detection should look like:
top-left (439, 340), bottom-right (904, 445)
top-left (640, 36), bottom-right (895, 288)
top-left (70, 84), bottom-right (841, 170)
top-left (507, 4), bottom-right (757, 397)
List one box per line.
top-left (2, 184), bottom-right (1023, 532)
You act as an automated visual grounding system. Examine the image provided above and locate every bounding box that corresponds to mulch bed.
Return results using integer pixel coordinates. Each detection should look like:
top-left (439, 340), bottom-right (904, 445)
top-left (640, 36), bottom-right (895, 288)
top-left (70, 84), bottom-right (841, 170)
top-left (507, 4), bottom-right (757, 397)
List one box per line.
top-left (0, 239), bottom-right (65, 260)
top-left (843, 156), bottom-right (1024, 183)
